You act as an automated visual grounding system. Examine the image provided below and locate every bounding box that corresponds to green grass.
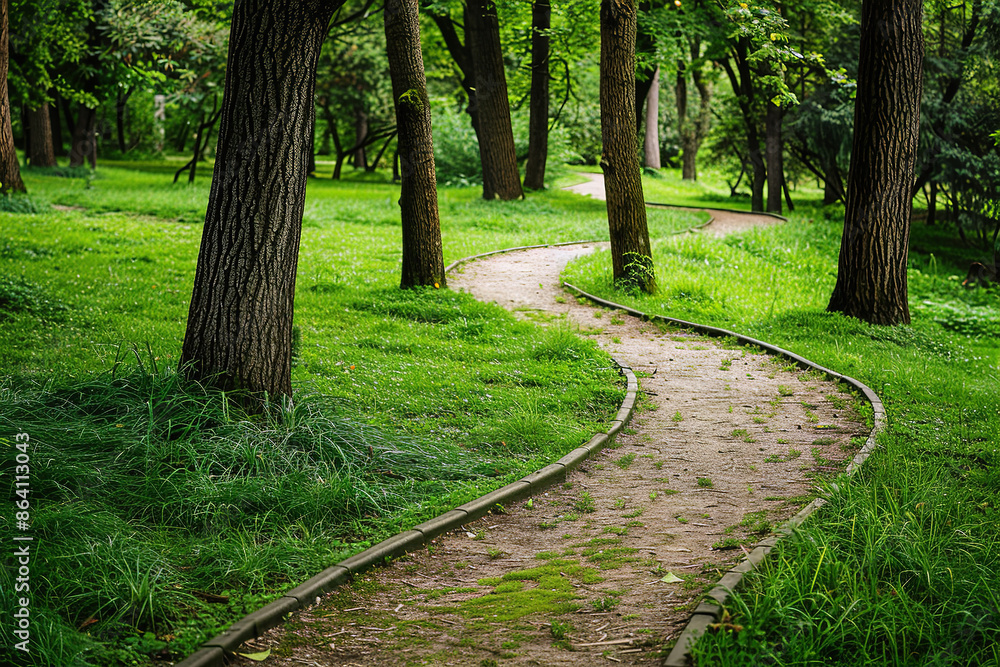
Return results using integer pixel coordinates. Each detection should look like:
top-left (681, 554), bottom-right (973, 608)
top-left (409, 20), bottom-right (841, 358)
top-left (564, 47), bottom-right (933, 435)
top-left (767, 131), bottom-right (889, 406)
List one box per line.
top-left (0, 162), bottom-right (705, 665)
top-left (638, 167), bottom-right (824, 212)
top-left (563, 204), bottom-right (1000, 665)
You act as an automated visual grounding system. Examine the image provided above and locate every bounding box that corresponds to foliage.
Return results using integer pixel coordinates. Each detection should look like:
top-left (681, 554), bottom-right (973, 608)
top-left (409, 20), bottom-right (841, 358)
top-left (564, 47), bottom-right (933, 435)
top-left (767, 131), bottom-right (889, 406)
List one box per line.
top-left (7, 0), bottom-right (92, 108)
top-left (431, 101), bottom-right (483, 185)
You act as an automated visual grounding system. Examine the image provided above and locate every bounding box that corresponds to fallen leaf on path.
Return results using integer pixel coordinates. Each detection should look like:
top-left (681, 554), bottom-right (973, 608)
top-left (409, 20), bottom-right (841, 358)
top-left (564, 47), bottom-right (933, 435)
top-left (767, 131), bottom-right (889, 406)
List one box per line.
top-left (237, 648), bottom-right (271, 661)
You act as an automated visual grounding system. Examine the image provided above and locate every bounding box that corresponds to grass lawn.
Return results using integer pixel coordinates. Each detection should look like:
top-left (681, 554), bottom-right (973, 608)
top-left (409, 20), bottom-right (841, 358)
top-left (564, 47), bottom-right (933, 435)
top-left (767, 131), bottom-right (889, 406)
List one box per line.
top-left (0, 162), bottom-right (703, 665)
top-left (563, 204), bottom-right (1000, 665)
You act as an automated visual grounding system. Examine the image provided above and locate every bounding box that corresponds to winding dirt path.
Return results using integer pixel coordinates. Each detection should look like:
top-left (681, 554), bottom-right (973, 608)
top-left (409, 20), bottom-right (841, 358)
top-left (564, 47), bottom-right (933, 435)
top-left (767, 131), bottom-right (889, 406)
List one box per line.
top-left (235, 176), bottom-right (865, 666)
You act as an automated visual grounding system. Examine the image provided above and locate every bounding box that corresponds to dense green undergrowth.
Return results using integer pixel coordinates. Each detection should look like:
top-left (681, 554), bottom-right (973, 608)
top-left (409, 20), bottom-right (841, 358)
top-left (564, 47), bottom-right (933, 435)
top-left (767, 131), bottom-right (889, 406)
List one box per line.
top-left (563, 206), bottom-right (1000, 665)
top-left (0, 163), bottom-right (704, 665)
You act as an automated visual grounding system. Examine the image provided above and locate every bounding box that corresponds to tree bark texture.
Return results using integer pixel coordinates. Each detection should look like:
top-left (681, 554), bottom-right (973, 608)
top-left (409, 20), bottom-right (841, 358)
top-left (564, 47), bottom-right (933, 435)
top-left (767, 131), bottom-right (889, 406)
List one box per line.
top-left (68, 105), bottom-right (96, 168)
top-left (643, 65), bottom-right (660, 169)
top-left (28, 103), bottom-right (56, 167)
top-left (466, 0), bottom-right (523, 201)
top-left (384, 0), bottom-right (445, 289)
top-left (523, 0), bottom-right (550, 190)
top-left (601, 0), bottom-right (655, 293)
top-left (828, 0), bottom-right (924, 326)
top-left (0, 0), bottom-right (25, 193)
top-left (765, 100), bottom-right (783, 214)
top-left (180, 0), bottom-right (341, 399)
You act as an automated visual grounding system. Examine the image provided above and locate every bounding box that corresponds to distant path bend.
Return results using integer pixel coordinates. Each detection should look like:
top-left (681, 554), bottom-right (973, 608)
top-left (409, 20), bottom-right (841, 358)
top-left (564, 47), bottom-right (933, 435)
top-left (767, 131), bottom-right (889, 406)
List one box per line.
top-left (564, 171), bottom-right (785, 237)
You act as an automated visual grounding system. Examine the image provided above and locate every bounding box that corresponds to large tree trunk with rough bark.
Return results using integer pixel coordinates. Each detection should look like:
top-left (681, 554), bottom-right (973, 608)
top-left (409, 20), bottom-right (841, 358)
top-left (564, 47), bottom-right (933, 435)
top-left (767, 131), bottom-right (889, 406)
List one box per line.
top-left (643, 65), bottom-right (660, 169)
top-left (180, 0), bottom-right (342, 400)
top-left (0, 0), bottom-right (25, 193)
top-left (466, 0), bottom-right (523, 201)
top-left (28, 103), bottom-right (56, 167)
top-left (523, 0), bottom-right (550, 190)
top-left (385, 0), bottom-right (445, 289)
top-left (601, 0), bottom-right (655, 293)
top-left (828, 0), bottom-right (924, 326)
top-left (765, 100), bottom-right (783, 214)
top-left (68, 106), bottom-right (96, 168)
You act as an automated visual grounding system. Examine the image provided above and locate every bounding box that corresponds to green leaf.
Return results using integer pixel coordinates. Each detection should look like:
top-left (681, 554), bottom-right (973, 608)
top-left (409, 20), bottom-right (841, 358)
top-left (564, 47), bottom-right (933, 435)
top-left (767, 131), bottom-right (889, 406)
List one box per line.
top-left (237, 649), bottom-right (272, 662)
top-left (659, 572), bottom-right (684, 583)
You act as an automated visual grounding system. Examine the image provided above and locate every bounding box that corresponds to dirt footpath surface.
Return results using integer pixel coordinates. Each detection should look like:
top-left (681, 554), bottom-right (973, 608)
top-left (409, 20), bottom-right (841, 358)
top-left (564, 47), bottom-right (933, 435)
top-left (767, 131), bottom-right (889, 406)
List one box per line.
top-left (233, 186), bottom-right (865, 666)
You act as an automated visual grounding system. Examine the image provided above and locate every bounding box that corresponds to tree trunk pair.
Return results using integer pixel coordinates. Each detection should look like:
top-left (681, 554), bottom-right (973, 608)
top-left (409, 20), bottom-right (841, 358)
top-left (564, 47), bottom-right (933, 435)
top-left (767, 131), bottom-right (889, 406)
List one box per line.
top-left (828, 0), bottom-right (924, 326)
top-left (601, 0), bottom-right (655, 294)
top-left (677, 59), bottom-right (712, 181)
top-left (68, 106), bottom-right (97, 169)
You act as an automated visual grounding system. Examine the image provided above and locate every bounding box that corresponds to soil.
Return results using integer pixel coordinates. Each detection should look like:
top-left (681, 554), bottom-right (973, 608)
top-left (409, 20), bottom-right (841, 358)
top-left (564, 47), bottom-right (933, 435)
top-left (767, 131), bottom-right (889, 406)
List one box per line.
top-left (231, 175), bottom-right (867, 666)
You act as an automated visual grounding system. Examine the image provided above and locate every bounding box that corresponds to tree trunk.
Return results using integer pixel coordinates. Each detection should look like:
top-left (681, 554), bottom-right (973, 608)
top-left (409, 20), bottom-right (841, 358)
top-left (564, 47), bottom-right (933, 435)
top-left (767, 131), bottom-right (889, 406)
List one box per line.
top-left (828, 0), bottom-right (924, 326)
top-left (180, 0), bottom-right (342, 401)
top-left (523, 0), bottom-right (550, 190)
top-left (926, 180), bottom-right (937, 225)
top-left (353, 108), bottom-right (368, 170)
top-left (68, 105), bottom-right (96, 168)
top-left (821, 153), bottom-right (845, 205)
top-left (600, 0), bottom-right (655, 293)
top-left (721, 38), bottom-right (765, 211)
top-left (21, 105), bottom-right (29, 157)
top-left (429, 12), bottom-right (478, 134)
top-left (116, 86), bottom-right (134, 154)
top-left (0, 0), bottom-right (25, 193)
top-left (466, 0), bottom-right (523, 201)
top-left (643, 65), bottom-right (660, 169)
top-left (49, 93), bottom-right (63, 156)
top-left (765, 100), bottom-right (783, 214)
top-left (28, 103), bottom-right (56, 167)
top-left (385, 0), bottom-right (445, 289)
top-left (688, 66), bottom-right (712, 180)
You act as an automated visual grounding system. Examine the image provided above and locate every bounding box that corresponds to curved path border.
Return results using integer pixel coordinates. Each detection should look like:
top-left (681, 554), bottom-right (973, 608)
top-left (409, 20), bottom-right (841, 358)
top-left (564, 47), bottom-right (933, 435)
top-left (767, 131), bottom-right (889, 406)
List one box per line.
top-left (559, 283), bottom-right (885, 666)
top-left (177, 235), bottom-right (884, 667)
top-left (175, 353), bottom-right (640, 666)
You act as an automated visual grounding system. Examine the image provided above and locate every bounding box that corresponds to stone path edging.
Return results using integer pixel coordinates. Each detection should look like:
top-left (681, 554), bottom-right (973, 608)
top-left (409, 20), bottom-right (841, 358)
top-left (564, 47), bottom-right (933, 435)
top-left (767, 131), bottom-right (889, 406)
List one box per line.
top-left (643, 201), bottom-right (788, 221)
top-left (174, 358), bottom-right (640, 667)
top-left (175, 226), bottom-right (880, 667)
top-left (560, 283), bottom-right (886, 666)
